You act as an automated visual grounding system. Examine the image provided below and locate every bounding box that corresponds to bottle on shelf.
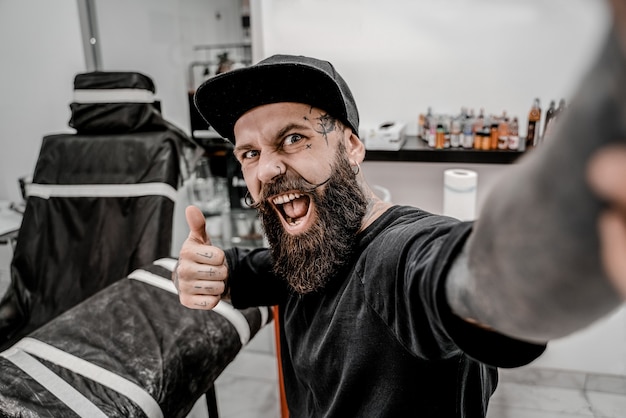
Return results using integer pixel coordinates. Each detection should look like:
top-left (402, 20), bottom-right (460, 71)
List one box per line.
top-left (419, 107), bottom-right (432, 140)
top-left (450, 116), bottom-right (462, 148)
top-left (435, 120), bottom-right (445, 149)
top-left (497, 112), bottom-right (509, 150)
top-left (542, 100), bottom-right (556, 142)
top-left (461, 114), bottom-right (474, 149)
top-left (418, 106), bottom-right (520, 152)
top-left (458, 107), bottom-right (468, 120)
top-left (508, 117), bottom-right (520, 151)
top-left (427, 109), bottom-right (436, 148)
top-left (489, 121), bottom-right (499, 150)
top-left (480, 123), bottom-right (491, 150)
top-left (443, 116), bottom-right (451, 148)
top-left (525, 98), bottom-right (541, 150)
top-left (554, 98), bottom-right (567, 124)
top-left (472, 110), bottom-right (485, 149)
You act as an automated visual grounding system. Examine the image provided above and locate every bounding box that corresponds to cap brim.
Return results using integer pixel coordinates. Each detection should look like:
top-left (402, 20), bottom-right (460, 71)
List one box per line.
top-left (194, 63), bottom-right (350, 143)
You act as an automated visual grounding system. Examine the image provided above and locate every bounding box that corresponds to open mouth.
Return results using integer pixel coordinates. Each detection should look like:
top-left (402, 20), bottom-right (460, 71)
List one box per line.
top-left (271, 191), bottom-right (313, 233)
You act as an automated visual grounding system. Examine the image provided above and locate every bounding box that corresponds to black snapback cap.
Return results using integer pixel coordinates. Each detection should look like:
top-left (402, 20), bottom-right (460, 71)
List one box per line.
top-left (194, 54), bottom-right (359, 143)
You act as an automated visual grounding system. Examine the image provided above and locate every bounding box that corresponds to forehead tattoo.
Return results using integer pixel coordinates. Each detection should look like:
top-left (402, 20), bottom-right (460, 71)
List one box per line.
top-left (303, 107), bottom-right (338, 145)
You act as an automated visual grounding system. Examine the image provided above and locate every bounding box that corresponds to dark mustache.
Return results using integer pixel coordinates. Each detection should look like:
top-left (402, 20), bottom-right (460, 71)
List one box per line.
top-left (249, 176), bottom-right (331, 211)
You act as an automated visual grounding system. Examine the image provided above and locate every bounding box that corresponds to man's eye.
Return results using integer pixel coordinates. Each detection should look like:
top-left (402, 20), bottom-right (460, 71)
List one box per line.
top-left (284, 134), bottom-right (303, 146)
top-left (241, 149), bottom-right (259, 160)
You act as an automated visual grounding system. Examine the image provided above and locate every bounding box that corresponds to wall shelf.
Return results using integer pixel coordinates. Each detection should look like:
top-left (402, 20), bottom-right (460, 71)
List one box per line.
top-left (364, 136), bottom-right (525, 165)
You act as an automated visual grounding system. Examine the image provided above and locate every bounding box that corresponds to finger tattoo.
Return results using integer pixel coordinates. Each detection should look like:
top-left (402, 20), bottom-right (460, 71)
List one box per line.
top-left (197, 251), bottom-right (214, 259)
top-left (198, 267), bottom-right (216, 276)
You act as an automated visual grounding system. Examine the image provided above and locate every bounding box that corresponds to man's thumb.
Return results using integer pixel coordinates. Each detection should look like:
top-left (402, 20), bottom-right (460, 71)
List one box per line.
top-left (185, 205), bottom-right (212, 245)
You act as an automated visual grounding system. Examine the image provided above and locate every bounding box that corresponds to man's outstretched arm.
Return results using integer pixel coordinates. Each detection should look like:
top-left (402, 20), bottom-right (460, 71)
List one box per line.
top-left (446, 8), bottom-right (626, 344)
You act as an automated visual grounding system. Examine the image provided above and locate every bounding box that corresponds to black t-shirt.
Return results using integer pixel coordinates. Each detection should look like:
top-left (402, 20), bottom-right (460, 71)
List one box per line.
top-left (226, 205), bottom-right (546, 417)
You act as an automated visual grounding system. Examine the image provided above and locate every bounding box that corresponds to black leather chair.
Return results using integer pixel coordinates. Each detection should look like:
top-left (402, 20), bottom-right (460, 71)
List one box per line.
top-left (0, 257), bottom-right (271, 417)
top-left (0, 71), bottom-right (194, 350)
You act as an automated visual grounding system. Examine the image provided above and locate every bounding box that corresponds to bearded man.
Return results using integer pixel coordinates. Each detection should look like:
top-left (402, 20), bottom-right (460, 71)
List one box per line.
top-left (174, 19), bottom-right (626, 416)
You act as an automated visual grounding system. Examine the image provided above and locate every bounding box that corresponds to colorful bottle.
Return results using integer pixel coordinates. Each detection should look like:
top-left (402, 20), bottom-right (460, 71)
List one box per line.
top-left (497, 114), bottom-right (509, 150)
top-left (489, 122), bottom-right (499, 150)
top-left (525, 98), bottom-right (541, 150)
top-left (435, 121), bottom-right (445, 149)
top-left (443, 116), bottom-right (451, 148)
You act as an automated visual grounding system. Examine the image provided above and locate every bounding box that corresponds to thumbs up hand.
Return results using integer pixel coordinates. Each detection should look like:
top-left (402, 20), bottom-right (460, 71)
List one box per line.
top-left (174, 205), bottom-right (228, 310)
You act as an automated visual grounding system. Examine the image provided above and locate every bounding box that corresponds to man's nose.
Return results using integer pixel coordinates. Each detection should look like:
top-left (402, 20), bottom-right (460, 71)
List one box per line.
top-left (257, 153), bottom-right (286, 184)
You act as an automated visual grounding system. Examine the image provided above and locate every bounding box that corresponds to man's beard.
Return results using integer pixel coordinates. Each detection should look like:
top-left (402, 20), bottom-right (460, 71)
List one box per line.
top-left (257, 147), bottom-right (367, 294)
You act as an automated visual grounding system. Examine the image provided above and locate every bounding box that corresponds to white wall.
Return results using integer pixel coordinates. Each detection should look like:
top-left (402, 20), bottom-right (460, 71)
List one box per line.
top-left (94, 0), bottom-right (246, 135)
top-left (93, 0), bottom-right (189, 131)
top-left (255, 0), bottom-right (610, 137)
top-left (0, 0), bottom-right (85, 203)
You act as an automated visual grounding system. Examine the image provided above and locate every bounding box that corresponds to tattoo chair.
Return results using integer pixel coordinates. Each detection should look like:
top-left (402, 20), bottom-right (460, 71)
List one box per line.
top-left (0, 257), bottom-right (272, 417)
top-left (0, 71), bottom-right (193, 350)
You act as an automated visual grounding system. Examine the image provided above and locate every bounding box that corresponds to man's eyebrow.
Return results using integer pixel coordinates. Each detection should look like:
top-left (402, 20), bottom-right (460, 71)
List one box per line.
top-left (233, 143), bottom-right (253, 155)
top-left (275, 123), bottom-right (312, 140)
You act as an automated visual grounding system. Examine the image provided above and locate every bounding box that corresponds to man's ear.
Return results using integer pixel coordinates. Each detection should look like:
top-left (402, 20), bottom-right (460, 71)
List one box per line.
top-left (345, 130), bottom-right (365, 163)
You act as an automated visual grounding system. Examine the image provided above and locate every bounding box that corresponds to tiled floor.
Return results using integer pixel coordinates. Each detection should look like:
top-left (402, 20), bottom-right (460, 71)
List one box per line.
top-left (215, 346), bottom-right (626, 418)
top-left (2, 243), bottom-right (626, 418)
top-left (214, 346), bottom-right (281, 418)
top-left (488, 368), bottom-right (626, 418)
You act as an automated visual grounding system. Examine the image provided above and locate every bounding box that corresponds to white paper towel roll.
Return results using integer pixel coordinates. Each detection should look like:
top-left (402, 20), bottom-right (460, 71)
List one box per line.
top-left (443, 169), bottom-right (477, 221)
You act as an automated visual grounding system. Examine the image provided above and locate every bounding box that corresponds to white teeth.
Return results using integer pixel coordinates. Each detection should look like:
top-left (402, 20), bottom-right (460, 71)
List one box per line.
top-left (272, 192), bottom-right (301, 205)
